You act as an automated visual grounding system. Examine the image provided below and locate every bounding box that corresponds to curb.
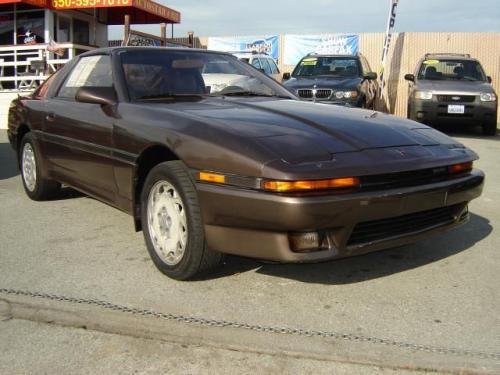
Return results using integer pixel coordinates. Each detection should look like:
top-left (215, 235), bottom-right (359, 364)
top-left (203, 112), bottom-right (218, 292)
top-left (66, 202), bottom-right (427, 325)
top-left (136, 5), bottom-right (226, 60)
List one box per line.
top-left (0, 293), bottom-right (498, 375)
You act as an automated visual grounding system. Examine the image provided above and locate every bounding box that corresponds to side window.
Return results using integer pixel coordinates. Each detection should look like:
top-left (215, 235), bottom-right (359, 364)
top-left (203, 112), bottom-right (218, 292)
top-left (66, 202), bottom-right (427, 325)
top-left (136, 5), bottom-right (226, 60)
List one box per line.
top-left (251, 58), bottom-right (262, 70)
top-left (260, 58), bottom-right (273, 75)
top-left (57, 55), bottom-right (113, 99)
top-left (268, 59), bottom-right (280, 74)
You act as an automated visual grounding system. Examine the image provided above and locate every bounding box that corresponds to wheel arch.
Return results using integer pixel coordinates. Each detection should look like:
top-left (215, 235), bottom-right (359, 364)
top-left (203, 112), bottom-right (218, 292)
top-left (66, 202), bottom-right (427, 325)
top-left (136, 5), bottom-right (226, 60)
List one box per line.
top-left (16, 123), bottom-right (31, 168)
top-left (133, 144), bottom-right (181, 231)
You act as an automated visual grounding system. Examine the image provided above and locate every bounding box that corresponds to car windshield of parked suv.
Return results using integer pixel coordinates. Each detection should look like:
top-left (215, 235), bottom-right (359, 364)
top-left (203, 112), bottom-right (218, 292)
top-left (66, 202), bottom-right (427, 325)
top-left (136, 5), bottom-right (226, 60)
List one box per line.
top-left (417, 59), bottom-right (487, 81)
top-left (120, 50), bottom-right (292, 100)
top-left (292, 57), bottom-right (360, 77)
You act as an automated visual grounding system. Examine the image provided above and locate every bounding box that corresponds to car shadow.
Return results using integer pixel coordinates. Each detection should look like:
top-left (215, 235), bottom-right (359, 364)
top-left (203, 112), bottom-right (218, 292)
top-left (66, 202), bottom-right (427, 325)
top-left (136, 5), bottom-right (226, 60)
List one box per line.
top-left (206, 213), bottom-right (491, 285)
top-left (0, 141), bottom-right (19, 180)
top-left (50, 186), bottom-right (85, 201)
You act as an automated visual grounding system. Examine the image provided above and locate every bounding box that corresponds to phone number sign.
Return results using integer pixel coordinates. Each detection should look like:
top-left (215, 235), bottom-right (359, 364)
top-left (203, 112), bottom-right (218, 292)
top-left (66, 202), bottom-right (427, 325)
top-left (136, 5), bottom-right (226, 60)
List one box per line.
top-left (50, 0), bottom-right (181, 23)
top-left (51, 0), bottom-right (130, 8)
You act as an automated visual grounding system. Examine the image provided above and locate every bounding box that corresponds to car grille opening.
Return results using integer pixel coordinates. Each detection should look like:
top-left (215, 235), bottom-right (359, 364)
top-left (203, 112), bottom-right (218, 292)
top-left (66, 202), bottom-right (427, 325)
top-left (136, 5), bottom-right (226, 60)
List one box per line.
top-left (347, 204), bottom-right (465, 246)
top-left (315, 89), bottom-right (332, 99)
top-left (298, 89), bottom-right (313, 98)
top-left (297, 89), bottom-right (332, 99)
top-left (437, 95), bottom-right (476, 103)
top-left (360, 166), bottom-right (465, 191)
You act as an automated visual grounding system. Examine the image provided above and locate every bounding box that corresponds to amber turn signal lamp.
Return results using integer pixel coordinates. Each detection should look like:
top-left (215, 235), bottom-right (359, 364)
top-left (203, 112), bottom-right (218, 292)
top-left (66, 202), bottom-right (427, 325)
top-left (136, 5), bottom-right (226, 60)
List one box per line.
top-left (262, 177), bottom-right (360, 192)
top-left (199, 172), bottom-right (226, 184)
top-left (448, 162), bottom-right (473, 174)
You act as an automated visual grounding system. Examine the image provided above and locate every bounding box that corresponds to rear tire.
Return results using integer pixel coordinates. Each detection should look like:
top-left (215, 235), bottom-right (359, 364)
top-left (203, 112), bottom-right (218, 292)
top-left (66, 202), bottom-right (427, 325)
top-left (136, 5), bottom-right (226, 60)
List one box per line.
top-left (141, 160), bottom-right (223, 280)
top-left (20, 133), bottom-right (61, 201)
top-left (482, 121), bottom-right (497, 136)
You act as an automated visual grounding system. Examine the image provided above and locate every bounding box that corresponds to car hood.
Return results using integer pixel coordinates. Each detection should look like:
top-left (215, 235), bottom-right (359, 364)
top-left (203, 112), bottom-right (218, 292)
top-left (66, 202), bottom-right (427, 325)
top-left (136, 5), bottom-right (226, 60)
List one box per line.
top-left (138, 97), bottom-right (469, 166)
top-left (283, 76), bottom-right (362, 90)
top-left (416, 80), bottom-right (495, 94)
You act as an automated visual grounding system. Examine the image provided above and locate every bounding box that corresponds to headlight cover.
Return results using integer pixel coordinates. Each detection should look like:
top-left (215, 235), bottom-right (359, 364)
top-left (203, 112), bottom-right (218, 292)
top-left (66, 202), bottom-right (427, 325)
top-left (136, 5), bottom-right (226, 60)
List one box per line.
top-left (334, 91), bottom-right (358, 99)
top-left (415, 91), bottom-right (433, 100)
top-left (480, 93), bottom-right (497, 102)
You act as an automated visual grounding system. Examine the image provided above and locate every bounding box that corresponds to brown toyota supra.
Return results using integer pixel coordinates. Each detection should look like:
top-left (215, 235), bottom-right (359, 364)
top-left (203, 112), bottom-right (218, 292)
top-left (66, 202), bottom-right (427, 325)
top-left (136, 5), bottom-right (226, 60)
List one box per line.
top-left (8, 47), bottom-right (484, 280)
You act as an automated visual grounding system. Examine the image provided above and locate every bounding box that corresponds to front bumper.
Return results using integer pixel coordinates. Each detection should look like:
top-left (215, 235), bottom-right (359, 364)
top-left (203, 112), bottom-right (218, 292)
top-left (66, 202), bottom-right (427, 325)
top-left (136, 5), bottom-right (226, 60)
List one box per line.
top-left (410, 97), bottom-right (497, 126)
top-left (197, 170), bottom-right (484, 262)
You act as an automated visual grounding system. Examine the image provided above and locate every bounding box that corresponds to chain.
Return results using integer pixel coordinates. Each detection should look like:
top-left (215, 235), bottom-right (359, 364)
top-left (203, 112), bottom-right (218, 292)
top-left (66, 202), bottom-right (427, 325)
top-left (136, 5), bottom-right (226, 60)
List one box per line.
top-left (1, 288), bottom-right (498, 361)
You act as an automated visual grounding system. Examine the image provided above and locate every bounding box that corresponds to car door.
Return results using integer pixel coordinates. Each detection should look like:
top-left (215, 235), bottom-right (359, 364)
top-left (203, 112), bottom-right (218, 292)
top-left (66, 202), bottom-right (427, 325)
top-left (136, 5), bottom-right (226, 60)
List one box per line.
top-left (42, 54), bottom-right (117, 202)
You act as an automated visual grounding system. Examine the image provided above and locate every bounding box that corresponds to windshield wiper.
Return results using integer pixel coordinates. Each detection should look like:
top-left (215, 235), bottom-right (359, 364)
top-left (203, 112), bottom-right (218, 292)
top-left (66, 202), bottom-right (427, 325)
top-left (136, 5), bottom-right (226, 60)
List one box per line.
top-left (137, 93), bottom-right (206, 101)
top-left (458, 77), bottom-right (480, 81)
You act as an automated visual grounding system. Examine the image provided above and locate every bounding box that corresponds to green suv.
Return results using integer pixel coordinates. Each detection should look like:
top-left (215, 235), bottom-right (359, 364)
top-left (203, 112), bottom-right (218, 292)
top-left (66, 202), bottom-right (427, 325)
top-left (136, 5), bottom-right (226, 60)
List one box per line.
top-left (405, 53), bottom-right (497, 136)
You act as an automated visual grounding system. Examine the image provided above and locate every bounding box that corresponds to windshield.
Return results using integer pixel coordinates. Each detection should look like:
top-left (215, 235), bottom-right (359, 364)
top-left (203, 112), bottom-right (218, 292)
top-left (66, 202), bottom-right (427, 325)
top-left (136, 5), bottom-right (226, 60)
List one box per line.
top-left (292, 57), bottom-right (360, 77)
top-left (417, 59), bottom-right (487, 81)
top-left (119, 50), bottom-right (293, 101)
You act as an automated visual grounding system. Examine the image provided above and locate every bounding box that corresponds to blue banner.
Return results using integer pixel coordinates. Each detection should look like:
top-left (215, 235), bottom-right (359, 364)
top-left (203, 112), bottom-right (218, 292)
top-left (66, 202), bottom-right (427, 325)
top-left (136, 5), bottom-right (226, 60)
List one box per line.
top-left (207, 35), bottom-right (279, 60)
top-left (284, 34), bottom-right (359, 66)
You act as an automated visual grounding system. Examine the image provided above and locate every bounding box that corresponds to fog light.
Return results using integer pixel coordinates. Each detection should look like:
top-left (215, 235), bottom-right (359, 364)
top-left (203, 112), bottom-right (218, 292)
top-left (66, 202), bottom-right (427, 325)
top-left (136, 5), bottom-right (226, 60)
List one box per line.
top-left (289, 232), bottom-right (328, 253)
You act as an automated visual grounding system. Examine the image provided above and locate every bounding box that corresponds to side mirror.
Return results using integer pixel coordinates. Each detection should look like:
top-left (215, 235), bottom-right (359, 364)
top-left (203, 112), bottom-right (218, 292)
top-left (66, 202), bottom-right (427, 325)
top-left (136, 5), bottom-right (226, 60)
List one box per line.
top-left (487, 76), bottom-right (492, 84)
top-left (364, 72), bottom-right (377, 80)
top-left (404, 74), bottom-right (415, 82)
top-left (76, 86), bottom-right (117, 106)
top-left (282, 72), bottom-right (291, 80)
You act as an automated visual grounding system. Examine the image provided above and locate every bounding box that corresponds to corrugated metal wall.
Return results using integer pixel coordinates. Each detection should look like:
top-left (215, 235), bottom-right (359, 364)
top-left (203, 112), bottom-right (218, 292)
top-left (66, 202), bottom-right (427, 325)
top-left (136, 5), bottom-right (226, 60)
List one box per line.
top-left (357, 32), bottom-right (500, 120)
top-left (199, 32), bottom-right (500, 121)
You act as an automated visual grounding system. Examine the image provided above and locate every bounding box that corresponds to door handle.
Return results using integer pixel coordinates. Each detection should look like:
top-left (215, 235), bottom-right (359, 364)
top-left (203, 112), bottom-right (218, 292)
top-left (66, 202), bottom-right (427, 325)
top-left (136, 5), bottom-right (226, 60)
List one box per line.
top-left (46, 112), bottom-right (56, 122)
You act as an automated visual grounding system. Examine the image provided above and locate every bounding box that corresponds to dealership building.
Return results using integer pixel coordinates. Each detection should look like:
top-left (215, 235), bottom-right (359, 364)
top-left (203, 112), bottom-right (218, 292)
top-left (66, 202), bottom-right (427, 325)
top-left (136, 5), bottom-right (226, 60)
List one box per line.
top-left (0, 0), bottom-right (180, 129)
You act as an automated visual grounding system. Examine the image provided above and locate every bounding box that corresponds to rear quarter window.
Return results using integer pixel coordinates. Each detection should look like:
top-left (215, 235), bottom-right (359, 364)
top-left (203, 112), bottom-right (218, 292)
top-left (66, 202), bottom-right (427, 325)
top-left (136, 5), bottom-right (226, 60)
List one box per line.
top-left (267, 58), bottom-right (279, 74)
top-left (251, 58), bottom-right (262, 70)
top-left (57, 55), bottom-right (113, 99)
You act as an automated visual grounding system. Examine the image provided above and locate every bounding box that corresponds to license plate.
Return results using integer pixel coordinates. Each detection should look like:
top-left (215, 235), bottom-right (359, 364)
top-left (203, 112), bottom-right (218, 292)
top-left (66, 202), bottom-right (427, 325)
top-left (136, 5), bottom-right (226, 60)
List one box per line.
top-left (448, 105), bottom-right (465, 114)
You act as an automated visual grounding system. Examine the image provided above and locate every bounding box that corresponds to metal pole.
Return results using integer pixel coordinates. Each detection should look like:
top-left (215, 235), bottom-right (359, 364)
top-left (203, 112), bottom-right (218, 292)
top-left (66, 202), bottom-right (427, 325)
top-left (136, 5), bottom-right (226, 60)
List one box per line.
top-left (160, 23), bottom-right (166, 46)
top-left (93, 8), bottom-right (97, 46)
top-left (123, 14), bottom-right (130, 46)
top-left (188, 31), bottom-right (194, 48)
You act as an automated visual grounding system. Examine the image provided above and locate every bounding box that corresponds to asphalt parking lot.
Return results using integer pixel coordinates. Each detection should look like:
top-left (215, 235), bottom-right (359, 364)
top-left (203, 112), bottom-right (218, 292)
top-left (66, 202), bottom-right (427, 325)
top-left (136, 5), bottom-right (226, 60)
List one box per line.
top-left (0, 128), bottom-right (499, 374)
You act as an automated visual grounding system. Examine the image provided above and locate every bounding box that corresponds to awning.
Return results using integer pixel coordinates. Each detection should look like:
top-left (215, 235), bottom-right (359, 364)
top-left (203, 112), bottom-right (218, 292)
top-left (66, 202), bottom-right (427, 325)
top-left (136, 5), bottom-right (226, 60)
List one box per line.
top-left (0, 0), bottom-right (181, 25)
top-left (0, 0), bottom-right (48, 6)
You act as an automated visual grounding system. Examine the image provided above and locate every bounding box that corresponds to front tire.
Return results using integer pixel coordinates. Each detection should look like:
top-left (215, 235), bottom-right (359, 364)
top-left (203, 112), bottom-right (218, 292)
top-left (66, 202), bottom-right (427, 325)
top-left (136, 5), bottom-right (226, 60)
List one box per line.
top-left (141, 161), bottom-right (223, 280)
top-left (20, 133), bottom-right (60, 201)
